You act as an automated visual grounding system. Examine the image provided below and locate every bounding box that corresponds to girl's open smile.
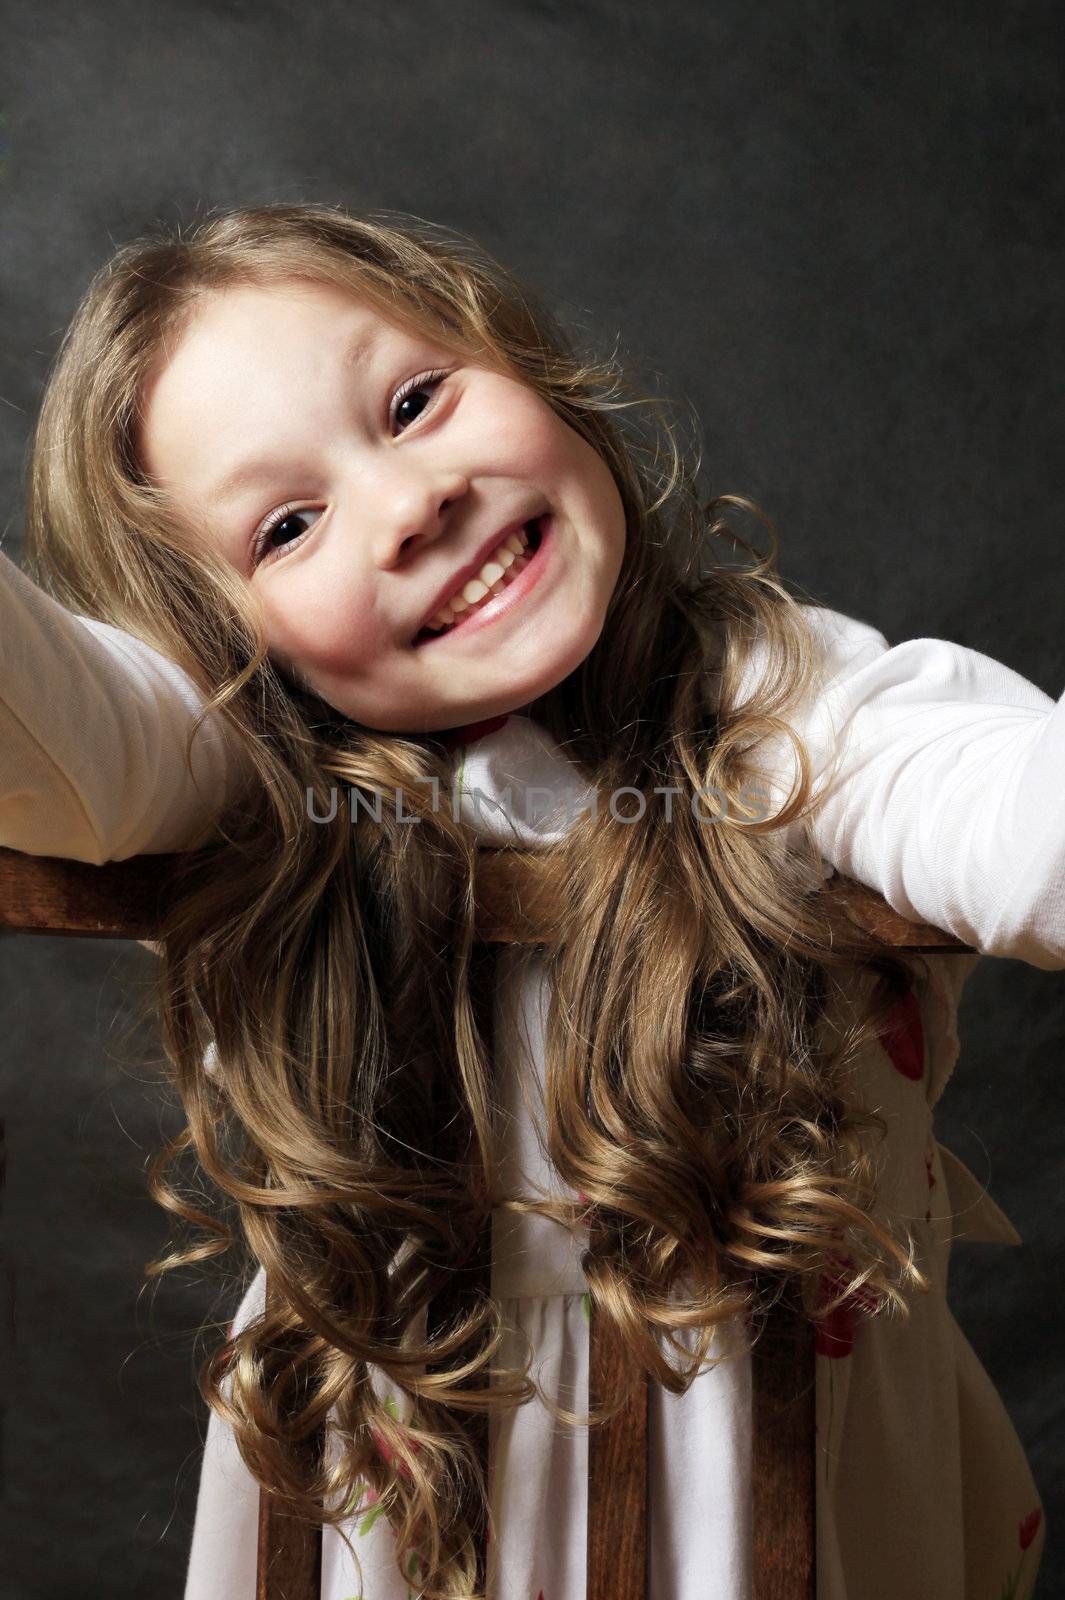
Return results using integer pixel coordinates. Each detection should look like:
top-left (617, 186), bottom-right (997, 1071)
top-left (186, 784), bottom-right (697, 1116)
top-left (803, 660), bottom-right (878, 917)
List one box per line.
top-left (137, 279), bottom-right (626, 734)
top-left (411, 513), bottom-right (550, 647)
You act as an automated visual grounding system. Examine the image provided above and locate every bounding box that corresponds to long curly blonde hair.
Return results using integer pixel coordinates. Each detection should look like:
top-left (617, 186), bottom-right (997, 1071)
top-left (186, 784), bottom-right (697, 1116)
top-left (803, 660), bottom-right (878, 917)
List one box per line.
top-left (24, 202), bottom-right (930, 1599)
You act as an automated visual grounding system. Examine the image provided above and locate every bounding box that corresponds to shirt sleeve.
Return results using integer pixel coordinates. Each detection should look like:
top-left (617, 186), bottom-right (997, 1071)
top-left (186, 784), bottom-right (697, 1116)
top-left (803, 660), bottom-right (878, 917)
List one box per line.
top-left (0, 548), bottom-right (243, 864)
top-left (738, 604), bottom-right (1065, 971)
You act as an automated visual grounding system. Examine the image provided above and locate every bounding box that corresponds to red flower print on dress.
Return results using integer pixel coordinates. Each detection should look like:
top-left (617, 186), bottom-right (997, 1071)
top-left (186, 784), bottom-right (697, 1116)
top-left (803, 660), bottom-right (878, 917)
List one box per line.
top-left (877, 990), bottom-right (925, 1081)
top-left (370, 1395), bottom-right (422, 1483)
top-left (371, 1424), bottom-right (422, 1483)
top-left (1019, 1506), bottom-right (1042, 1550)
top-left (814, 1254), bottom-right (885, 1359)
top-left (816, 1301), bottom-right (856, 1359)
top-left (998, 1505), bottom-right (1043, 1597)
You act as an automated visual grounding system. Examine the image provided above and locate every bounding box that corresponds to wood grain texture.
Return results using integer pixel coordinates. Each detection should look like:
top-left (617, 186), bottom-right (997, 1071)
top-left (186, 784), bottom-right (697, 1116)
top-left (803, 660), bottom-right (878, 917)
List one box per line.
top-left (255, 1491), bottom-right (322, 1600)
top-left (0, 843), bottom-right (973, 952)
top-left (422, 938), bottom-right (498, 1595)
top-left (0, 844), bottom-right (166, 938)
top-left (254, 1271), bottom-right (326, 1600)
top-left (587, 1290), bottom-right (649, 1600)
top-left (751, 1291), bottom-right (817, 1600)
top-left (823, 868), bottom-right (975, 952)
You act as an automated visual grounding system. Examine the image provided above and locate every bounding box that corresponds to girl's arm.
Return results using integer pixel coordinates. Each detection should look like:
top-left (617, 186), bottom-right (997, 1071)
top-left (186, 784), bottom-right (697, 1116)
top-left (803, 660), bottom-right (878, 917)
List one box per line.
top-left (742, 606), bottom-right (1065, 970)
top-left (0, 548), bottom-right (240, 866)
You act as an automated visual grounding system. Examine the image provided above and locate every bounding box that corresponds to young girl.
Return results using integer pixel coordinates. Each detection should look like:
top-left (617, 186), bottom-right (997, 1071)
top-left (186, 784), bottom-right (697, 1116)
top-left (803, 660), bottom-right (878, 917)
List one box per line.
top-left (2, 203), bottom-right (1060, 1600)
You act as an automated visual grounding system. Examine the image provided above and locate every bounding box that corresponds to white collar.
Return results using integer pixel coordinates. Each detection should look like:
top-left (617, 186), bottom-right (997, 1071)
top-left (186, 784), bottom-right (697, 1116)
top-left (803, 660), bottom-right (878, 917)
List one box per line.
top-left (446, 714), bottom-right (596, 847)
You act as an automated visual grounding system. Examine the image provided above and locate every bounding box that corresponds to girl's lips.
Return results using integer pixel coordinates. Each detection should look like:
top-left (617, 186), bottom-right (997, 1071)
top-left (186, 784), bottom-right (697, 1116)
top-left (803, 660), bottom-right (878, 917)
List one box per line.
top-left (412, 516), bottom-right (553, 647)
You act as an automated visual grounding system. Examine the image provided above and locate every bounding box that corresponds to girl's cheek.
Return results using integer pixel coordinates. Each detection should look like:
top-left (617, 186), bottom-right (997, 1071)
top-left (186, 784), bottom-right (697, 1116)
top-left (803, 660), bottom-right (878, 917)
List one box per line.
top-left (268, 584), bottom-right (382, 675)
top-left (483, 388), bottom-right (563, 467)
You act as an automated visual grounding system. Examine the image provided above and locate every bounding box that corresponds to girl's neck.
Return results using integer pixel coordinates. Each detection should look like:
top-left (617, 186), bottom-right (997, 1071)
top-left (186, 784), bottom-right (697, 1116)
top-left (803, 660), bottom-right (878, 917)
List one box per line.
top-left (436, 712), bottom-right (514, 753)
top-left (434, 687), bottom-right (557, 753)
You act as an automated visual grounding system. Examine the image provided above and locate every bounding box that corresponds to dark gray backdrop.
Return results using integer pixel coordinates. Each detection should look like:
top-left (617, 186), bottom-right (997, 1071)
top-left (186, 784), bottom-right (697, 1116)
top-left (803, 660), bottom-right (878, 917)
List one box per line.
top-left (1, 1), bottom-right (1062, 1594)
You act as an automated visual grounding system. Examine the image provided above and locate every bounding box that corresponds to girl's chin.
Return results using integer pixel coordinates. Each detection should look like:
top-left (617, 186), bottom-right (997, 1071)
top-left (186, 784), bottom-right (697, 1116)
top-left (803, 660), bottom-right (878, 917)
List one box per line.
top-left (421, 641), bottom-right (578, 699)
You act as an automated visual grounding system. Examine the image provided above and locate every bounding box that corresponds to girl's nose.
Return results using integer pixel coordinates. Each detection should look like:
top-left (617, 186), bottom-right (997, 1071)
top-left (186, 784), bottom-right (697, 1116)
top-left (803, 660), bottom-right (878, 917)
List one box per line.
top-left (371, 468), bottom-right (470, 569)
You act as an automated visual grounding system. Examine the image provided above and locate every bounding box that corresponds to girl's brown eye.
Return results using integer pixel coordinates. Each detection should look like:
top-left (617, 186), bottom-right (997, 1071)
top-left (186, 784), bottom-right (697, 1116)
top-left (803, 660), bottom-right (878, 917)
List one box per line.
top-left (391, 369), bottom-right (449, 434)
top-left (253, 506), bottom-right (321, 566)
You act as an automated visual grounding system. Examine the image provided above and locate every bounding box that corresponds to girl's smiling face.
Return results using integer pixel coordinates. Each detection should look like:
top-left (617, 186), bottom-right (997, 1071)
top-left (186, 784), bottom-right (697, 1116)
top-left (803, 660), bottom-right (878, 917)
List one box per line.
top-left (137, 278), bottom-right (627, 733)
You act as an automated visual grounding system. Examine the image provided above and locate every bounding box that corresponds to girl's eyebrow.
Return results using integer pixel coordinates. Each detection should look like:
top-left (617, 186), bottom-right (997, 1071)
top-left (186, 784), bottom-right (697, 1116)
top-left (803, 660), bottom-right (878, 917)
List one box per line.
top-left (211, 454), bottom-right (308, 509)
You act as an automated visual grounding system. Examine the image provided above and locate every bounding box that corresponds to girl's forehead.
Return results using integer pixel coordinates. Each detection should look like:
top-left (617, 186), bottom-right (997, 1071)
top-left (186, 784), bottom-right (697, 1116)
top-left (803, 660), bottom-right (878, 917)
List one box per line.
top-left (187, 275), bottom-right (456, 352)
top-left (140, 279), bottom-right (462, 424)
top-left (137, 273), bottom-right (503, 472)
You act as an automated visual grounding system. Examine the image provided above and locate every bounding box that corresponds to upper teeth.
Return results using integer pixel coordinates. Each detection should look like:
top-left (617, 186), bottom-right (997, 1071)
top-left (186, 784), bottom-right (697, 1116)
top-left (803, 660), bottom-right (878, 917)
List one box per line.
top-left (426, 525), bottom-right (532, 631)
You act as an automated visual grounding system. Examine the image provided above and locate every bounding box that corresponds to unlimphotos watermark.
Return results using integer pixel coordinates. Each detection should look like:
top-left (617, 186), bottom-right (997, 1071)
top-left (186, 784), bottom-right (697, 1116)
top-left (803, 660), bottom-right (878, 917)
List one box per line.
top-left (304, 779), bottom-right (774, 828)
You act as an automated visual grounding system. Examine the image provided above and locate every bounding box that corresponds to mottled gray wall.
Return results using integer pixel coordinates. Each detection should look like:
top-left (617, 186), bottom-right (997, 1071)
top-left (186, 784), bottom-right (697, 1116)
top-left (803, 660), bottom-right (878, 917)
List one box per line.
top-left (1, 1), bottom-right (1062, 1594)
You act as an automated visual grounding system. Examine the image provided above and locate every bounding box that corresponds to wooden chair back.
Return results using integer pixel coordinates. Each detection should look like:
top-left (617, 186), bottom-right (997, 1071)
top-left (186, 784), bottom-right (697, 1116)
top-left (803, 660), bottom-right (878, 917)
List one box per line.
top-left (0, 844), bottom-right (972, 1599)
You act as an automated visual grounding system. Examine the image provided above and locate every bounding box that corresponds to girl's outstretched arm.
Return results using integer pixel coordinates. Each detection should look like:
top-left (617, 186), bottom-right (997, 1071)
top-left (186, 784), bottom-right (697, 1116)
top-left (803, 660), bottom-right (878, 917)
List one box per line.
top-left (742, 606), bottom-right (1065, 970)
top-left (0, 548), bottom-right (239, 866)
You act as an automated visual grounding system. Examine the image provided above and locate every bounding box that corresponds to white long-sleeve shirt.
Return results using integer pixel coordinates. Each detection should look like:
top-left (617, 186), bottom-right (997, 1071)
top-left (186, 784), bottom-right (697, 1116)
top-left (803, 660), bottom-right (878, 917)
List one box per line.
top-left (0, 548), bottom-right (1054, 1598)
top-left (737, 606), bottom-right (1065, 969)
top-left (0, 548), bottom-right (235, 864)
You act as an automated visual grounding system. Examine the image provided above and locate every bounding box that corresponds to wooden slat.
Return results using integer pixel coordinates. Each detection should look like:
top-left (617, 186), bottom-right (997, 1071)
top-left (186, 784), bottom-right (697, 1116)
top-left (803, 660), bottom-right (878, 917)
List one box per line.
top-left (421, 938), bottom-right (498, 1594)
top-left (0, 843), bottom-right (974, 952)
top-left (256, 1492), bottom-right (321, 1600)
top-left (751, 1291), bottom-right (816, 1600)
top-left (253, 1270), bottom-right (325, 1600)
top-left (0, 845), bottom-right (165, 938)
top-left (823, 869), bottom-right (974, 953)
top-left (587, 1292), bottom-right (649, 1599)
